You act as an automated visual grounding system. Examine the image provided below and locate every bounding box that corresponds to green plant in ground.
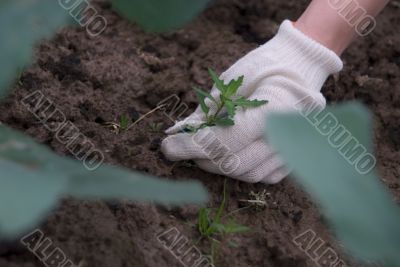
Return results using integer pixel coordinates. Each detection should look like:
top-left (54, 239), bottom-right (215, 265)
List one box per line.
top-left (148, 122), bottom-right (164, 133)
top-left (197, 180), bottom-right (250, 265)
top-left (119, 115), bottom-right (130, 131)
top-left (186, 69), bottom-right (267, 132)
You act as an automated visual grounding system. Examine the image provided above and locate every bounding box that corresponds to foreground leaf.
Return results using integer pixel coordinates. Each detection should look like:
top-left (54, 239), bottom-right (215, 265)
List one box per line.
top-left (112, 0), bottom-right (209, 32)
top-left (265, 103), bottom-right (400, 265)
top-left (0, 0), bottom-right (70, 98)
top-left (0, 160), bottom-right (67, 239)
top-left (0, 125), bottom-right (208, 239)
top-left (67, 165), bottom-right (208, 204)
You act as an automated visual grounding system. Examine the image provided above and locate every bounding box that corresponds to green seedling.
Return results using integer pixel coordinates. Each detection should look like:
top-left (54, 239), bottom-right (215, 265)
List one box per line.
top-left (197, 180), bottom-right (250, 265)
top-left (186, 68), bottom-right (267, 132)
top-left (119, 115), bottom-right (130, 131)
top-left (149, 122), bottom-right (164, 133)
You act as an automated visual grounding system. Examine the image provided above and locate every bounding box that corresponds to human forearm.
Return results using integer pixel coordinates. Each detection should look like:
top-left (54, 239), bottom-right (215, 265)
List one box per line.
top-left (295, 0), bottom-right (390, 55)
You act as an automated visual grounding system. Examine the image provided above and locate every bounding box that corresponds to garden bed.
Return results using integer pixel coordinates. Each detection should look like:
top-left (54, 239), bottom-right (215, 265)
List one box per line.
top-left (0, 0), bottom-right (399, 266)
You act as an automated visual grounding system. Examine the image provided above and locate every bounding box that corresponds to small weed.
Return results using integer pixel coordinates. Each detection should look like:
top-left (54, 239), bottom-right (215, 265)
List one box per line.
top-left (196, 179), bottom-right (250, 265)
top-left (119, 115), bottom-right (130, 131)
top-left (149, 122), bottom-right (164, 133)
top-left (186, 68), bottom-right (267, 132)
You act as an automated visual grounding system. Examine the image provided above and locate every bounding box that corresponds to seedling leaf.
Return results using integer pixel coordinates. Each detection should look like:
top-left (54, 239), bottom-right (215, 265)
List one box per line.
top-left (208, 68), bottom-right (226, 93)
top-left (215, 117), bottom-right (235, 126)
top-left (196, 179), bottom-right (250, 264)
top-left (225, 76), bottom-right (244, 97)
top-left (188, 71), bottom-right (267, 131)
top-left (224, 221), bottom-right (251, 234)
top-left (224, 100), bottom-right (236, 118)
top-left (194, 87), bottom-right (210, 114)
top-left (214, 179), bottom-right (227, 223)
top-left (193, 86), bottom-right (217, 103)
top-left (234, 97), bottom-right (268, 108)
top-left (120, 115), bottom-right (130, 130)
top-left (198, 208), bottom-right (211, 236)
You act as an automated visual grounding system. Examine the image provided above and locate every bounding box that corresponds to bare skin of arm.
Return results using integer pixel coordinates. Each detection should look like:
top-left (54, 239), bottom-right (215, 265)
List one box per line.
top-left (295, 0), bottom-right (390, 55)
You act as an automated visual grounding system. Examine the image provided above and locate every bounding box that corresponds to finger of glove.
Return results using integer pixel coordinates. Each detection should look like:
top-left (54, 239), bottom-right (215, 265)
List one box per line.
top-left (210, 78), bottom-right (326, 150)
top-left (236, 155), bottom-right (287, 183)
top-left (161, 130), bottom-right (216, 161)
top-left (203, 99), bottom-right (276, 152)
top-left (193, 139), bottom-right (276, 177)
top-left (261, 166), bottom-right (291, 184)
top-left (164, 112), bottom-right (205, 135)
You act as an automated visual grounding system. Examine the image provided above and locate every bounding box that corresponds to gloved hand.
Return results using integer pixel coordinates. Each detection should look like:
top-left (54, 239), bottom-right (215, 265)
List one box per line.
top-left (161, 20), bottom-right (343, 184)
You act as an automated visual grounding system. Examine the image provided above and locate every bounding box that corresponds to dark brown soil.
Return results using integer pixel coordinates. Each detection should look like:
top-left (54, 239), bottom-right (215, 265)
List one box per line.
top-left (0, 0), bottom-right (399, 266)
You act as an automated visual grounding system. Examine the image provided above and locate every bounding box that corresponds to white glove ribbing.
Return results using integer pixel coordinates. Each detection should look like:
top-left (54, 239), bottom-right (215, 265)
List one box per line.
top-left (161, 20), bottom-right (343, 184)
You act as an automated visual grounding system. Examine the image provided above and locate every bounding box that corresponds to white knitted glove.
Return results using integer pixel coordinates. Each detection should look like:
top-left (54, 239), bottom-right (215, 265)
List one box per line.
top-left (161, 20), bottom-right (343, 184)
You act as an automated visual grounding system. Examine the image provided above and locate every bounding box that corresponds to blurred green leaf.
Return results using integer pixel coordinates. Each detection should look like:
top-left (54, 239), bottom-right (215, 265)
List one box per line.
top-left (0, 159), bottom-right (67, 239)
top-left (112, 0), bottom-right (209, 32)
top-left (0, 125), bottom-right (208, 239)
top-left (0, 0), bottom-right (70, 98)
top-left (265, 103), bottom-right (400, 265)
top-left (67, 165), bottom-right (208, 204)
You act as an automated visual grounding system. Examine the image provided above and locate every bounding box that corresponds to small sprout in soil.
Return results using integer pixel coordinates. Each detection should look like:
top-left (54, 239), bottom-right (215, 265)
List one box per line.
top-left (148, 122), bottom-right (164, 133)
top-left (185, 68), bottom-right (268, 132)
top-left (119, 115), bottom-right (130, 131)
top-left (238, 189), bottom-right (269, 211)
top-left (196, 179), bottom-right (250, 265)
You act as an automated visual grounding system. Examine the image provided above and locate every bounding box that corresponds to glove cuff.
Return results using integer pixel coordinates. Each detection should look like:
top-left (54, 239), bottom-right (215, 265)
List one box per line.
top-left (270, 20), bottom-right (343, 91)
